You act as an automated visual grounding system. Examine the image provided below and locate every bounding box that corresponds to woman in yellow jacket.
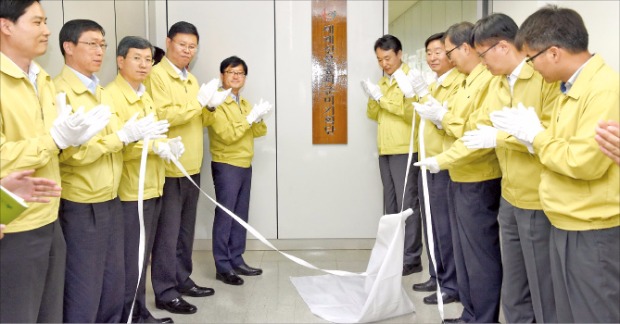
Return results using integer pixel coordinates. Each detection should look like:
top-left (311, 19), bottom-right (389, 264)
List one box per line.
top-left (209, 56), bottom-right (270, 286)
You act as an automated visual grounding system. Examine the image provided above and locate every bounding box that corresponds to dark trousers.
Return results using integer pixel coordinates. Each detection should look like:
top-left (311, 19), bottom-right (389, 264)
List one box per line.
top-left (0, 219), bottom-right (66, 323)
top-left (378, 154), bottom-right (422, 266)
top-left (60, 197), bottom-right (125, 323)
top-left (418, 170), bottom-right (458, 297)
top-left (211, 162), bottom-right (252, 273)
top-left (152, 175), bottom-right (200, 302)
top-left (550, 225), bottom-right (620, 323)
top-left (498, 198), bottom-right (556, 323)
top-left (448, 179), bottom-right (502, 323)
top-left (121, 198), bottom-right (162, 322)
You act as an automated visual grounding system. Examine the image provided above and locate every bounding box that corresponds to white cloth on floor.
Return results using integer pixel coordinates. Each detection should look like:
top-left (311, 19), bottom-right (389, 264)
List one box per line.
top-left (291, 209), bottom-right (415, 323)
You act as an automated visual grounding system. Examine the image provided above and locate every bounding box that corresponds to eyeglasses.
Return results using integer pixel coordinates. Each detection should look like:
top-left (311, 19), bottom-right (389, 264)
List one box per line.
top-left (78, 41), bottom-right (108, 51)
top-left (526, 46), bottom-right (552, 63)
top-left (478, 42), bottom-right (499, 59)
top-left (445, 43), bottom-right (462, 59)
top-left (129, 55), bottom-right (154, 66)
top-left (172, 40), bottom-right (198, 53)
top-left (224, 70), bottom-right (246, 77)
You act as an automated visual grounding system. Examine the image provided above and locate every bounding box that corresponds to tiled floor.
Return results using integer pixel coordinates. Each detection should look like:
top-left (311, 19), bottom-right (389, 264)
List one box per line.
top-left (146, 249), bottom-right (468, 323)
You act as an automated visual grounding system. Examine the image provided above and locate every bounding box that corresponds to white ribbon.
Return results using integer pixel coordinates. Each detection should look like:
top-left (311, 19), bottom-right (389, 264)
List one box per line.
top-left (170, 157), bottom-right (367, 277)
top-left (127, 138), bottom-right (150, 324)
top-left (418, 119), bottom-right (444, 320)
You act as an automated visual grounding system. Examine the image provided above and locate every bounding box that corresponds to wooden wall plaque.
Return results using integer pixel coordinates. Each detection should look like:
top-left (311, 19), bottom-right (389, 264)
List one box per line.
top-left (311, 0), bottom-right (347, 144)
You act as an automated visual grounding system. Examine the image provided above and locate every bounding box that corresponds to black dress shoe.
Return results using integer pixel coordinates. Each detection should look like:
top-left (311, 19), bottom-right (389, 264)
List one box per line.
top-left (402, 263), bottom-right (423, 276)
top-left (143, 313), bottom-right (174, 323)
top-left (216, 271), bottom-right (244, 285)
top-left (413, 278), bottom-right (437, 292)
top-left (179, 284), bottom-right (215, 297)
top-left (443, 317), bottom-right (466, 323)
top-left (155, 297), bottom-right (197, 314)
top-left (423, 291), bottom-right (459, 305)
top-left (233, 263), bottom-right (263, 276)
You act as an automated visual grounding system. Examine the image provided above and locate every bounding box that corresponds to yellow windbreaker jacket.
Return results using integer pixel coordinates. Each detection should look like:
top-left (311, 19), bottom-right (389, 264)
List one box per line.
top-left (145, 57), bottom-right (216, 177)
top-left (0, 54), bottom-right (61, 233)
top-left (490, 63), bottom-right (560, 210)
top-left (208, 95), bottom-right (267, 168)
top-left (420, 68), bottom-right (465, 157)
top-left (533, 55), bottom-right (620, 230)
top-left (367, 63), bottom-right (419, 155)
top-left (106, 74), bottom-right (165, 201)
top-left (54, 66), bottom-right (124, 203)
top-left (436, 63), bottom-right (500, 182)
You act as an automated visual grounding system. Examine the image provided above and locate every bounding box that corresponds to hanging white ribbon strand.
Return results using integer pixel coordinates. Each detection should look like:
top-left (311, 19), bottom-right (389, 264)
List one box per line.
top-left (418, 118), bottom-right (445, 320)
top-left (127, 137), bottom-right (150, 324)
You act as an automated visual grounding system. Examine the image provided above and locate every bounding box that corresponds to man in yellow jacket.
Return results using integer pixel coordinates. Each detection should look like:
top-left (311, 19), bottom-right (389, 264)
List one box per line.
top-left (208, 56), bottom-right (270, 286)
top-left (411, 32), bottom-right (464, 306)
top-left (55, 20), bottom-right (168, 323)
top-left (362, 34), bottom-right (423, 276)
top-left (0, 2), bottom-right (109, 322)
top-left (106, 36), bottom-right (177, 324)
top-left (447, 13), bottom-right (560, 323)
top-left (145, 21), bottom-right (227, 315)
top-left (414, 22), bottom-right (500, 323)
top-left (491, 6), bottom-right (619, 323)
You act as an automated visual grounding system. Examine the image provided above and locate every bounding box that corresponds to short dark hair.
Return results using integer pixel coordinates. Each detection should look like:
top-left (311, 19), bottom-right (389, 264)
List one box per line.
top-left (167, 21), bottom-right (199, 43)
top-left (472, 13), bottom-right (518, 46)
top-left (0, 0), bottom-right (39, 22)
top-left (425, 32), bottom-right (445, 49)
top-left (515, 5), bottom-right (588, 52)
top-left (445, 21), bottom-right (475, 47)
top-left (59, 19), bottom-right (105, 56)
top-left (117, 36), bottom-right (153, 58)
top-left (374, 34), bottom-right (402, 53)
top-left (153, 46), bottom-right (165, 65)
top-left (219, 56), bottom-right (248, 76)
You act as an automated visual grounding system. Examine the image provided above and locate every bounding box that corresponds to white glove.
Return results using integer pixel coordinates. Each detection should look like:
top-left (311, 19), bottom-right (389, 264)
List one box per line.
top-left (257, 98), bottom-right (274, 121)
top-left (490, 103), bottom-right (543, 144)
top-left (246, 98), bottom-right (272, 124)
top-left (117, 113), bottom-right (170, 144)
top-left (392, 69), bottom-right (415, 98)
top-left (413, 96), bottom-right (447, 126)
top-left (361, 78), bottom-right (383, 101)
top-left (73, 104), bottom-right (112, 145)
top-left (152, 141), bottom-right (173, 163)
top-left (50, 93), bottom-right (111, 149)
top-left (407, 68), bottom-right (429, 98)
top-left (462, 124), bottom-right (498, 149)
top-left (414, 157), bottom-right (440, 173)
top-left (167, 136), bottom-right (185, 160)
top-left (197, 78), bottom-right (220, 110)
top-left (207, 88), bottom-right (232, 108)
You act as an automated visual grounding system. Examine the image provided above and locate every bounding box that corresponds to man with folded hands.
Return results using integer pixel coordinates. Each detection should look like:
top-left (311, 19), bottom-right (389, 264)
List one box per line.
top-left (208, 56), bottom-right (271, 286)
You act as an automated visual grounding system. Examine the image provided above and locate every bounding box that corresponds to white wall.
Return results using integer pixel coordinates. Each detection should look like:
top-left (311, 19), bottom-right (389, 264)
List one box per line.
top-left (389, 0), bottom-right (479, 72)
top-left (40, 0), bottom-right (147, 84)
top-left (491, 0), bottom-right (619, 72)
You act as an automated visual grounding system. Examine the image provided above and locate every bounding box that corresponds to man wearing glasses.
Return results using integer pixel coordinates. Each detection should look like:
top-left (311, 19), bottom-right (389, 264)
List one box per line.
top-left (146, 21), bottom-right (227, 315)
top-left (55, 19), bottom-right (168, 322)
top-left (434, 13), bottom-right (561, 323)
top-left (208, 56), bottom-right (271, 286)
top-left (0, 1), bottom-right (110, 322)
top-left (105, 35), bottom-right (179, 324)
top-left (491, 6), bottom-right (619, 323)
top-left (414, 22), bottom-right (500, 323)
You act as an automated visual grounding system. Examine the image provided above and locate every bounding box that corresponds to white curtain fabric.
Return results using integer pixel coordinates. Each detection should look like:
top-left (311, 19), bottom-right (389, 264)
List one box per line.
top-left (291, 209), bottom-right (415, 323)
